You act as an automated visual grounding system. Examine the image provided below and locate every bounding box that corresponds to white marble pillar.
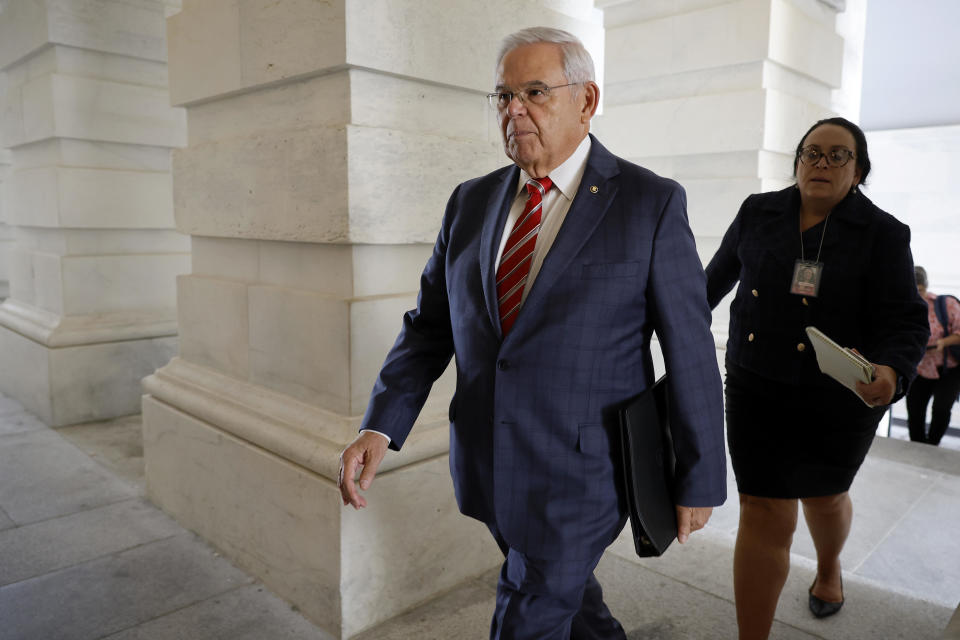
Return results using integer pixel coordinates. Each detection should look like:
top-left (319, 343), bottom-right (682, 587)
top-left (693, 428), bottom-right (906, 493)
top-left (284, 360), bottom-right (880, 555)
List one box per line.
top-left (594, 0), bottom-right (852, 335)
top-left (833, 0), bottom-right (867, 120)
top-left (0, 0), bottom-right (188, 426)
top-left (144, 1), bottom-right (602, 637)
top-left (0, 146), bottom-right (11, 300)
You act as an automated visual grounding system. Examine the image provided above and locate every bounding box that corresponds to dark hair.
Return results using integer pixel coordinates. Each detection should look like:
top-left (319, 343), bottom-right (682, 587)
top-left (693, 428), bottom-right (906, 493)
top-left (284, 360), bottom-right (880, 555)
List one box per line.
top-left (915, 266), bottom-right (928, 289)
top-left (792, 117), bottom-right (871, 185)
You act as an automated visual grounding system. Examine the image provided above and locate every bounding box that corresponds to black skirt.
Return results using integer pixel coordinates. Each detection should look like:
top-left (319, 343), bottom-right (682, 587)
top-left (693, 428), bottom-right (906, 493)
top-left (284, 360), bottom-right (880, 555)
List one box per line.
top-left (724, 362), bottom-right (887, 498)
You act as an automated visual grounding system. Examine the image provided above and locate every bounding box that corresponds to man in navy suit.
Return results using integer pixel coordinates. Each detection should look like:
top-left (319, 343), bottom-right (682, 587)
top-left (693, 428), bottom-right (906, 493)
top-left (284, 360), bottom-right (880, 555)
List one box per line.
top-left (339, 26), bottom-right (726, 639)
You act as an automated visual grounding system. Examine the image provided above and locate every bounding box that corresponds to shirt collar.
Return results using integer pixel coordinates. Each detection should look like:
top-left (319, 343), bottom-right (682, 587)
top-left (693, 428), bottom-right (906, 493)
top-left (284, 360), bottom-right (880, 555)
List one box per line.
top-left (516, 135), bottom-right (592, 201)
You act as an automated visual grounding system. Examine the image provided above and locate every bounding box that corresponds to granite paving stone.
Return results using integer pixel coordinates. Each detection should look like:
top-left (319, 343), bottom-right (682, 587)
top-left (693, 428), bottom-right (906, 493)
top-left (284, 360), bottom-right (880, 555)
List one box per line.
top-left (0, 429), bottom-right (135, 525)
top-left (608, 525), bottom-right (738, 603)
top-left (945, 605), bottom-right (960, 638)
top-left (101, 583), bottom-right (333, 640)
top-left (0, 394), bottom-right (24, 418)
top-left (792, 455), bottom-right (940, 573)
top-left (0, 498), bottom-right (183, 586)
top-left (855, 472), bottom-right (960, 608)
top-left (351, 570), bottom-right (497, 640)
top-left (768, 567), bottom-right (953, 640)
top-left (870, 432), bottom-right (960, 475)
top-left (597, 554), bottom-right (818, 640)
top-left (0, 505), bottom-right (14, 532)
top-left (0, 533), bottom-right (254, 640)
top-left (0, 410), bottom-right (47, 437)
top-left (56, 415), bottom-right (146, 492)
top-left (608, 506), bottom-right (954, 640)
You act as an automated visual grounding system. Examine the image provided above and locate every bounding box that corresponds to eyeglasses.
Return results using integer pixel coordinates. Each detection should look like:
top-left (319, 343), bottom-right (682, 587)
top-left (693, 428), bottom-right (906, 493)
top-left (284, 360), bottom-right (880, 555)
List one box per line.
top-left (486, 83), bottom-right (581, 110)
top-left (798, 146), bottom-right (855, 168)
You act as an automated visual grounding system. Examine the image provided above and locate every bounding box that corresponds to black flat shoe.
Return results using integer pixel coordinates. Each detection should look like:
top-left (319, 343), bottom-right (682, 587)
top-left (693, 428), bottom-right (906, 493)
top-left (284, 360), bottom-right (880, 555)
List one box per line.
top-left (808, 575), bottom-right (844, 618)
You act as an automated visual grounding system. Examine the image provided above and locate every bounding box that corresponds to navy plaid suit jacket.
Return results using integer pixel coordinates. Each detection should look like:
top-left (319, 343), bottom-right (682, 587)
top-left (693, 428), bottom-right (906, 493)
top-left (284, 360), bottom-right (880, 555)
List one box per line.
top-left (363, 135), bottom-right (726, 559)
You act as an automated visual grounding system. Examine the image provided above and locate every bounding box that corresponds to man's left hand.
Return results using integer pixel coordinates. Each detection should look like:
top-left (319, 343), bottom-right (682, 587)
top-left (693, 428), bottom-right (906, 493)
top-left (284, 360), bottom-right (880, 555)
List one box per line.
top-left (676, 505), bottom-right (713, 544)
top-left (855, 363), bottom-right (897, 407)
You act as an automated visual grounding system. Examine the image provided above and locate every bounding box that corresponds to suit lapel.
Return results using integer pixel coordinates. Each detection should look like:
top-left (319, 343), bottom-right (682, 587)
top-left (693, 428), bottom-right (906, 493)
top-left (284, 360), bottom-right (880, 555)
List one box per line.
top-left (756, 187), bottom-right (801, 269)
top-left (507, 136), bottom-right (621, 338)
top-left (820, 191), bottom-right (871, 253)
top-left (480, 165), bottom-right (520, 339)
top-left (758, 211), bottom-right (798, 268)
top-left (755, 188), bottom-right (873, 276)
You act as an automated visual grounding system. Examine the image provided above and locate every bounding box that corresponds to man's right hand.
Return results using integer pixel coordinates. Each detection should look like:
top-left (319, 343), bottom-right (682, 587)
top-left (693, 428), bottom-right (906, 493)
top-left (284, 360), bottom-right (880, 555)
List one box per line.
top-left (676, 505), bottom-right (713, 544)
top-left (338, 431), bottom-right (389, 509)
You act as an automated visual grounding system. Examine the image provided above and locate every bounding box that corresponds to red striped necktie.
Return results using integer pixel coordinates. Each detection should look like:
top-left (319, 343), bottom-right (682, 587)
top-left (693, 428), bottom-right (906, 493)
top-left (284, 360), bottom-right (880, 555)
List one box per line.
top-left (496, 176), bottom-right (553, 335)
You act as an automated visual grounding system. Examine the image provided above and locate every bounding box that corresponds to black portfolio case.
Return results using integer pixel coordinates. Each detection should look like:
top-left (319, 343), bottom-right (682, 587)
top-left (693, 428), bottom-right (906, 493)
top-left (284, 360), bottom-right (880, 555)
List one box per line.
top-left (618, 375), bottom-right (677, 557)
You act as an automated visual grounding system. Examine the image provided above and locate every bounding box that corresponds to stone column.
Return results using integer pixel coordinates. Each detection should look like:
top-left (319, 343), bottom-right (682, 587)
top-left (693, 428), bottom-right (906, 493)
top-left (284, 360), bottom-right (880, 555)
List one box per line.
top-left (832, 0), bottom-right (867, 120)
top-left (0, 146), bottom-right (11, 299)
top-left (594, 0), bottom-right (849, 276)
top-left (144, 1), bottom-right (603, 637)
top-left (0, 0), bottom-right (187, 426)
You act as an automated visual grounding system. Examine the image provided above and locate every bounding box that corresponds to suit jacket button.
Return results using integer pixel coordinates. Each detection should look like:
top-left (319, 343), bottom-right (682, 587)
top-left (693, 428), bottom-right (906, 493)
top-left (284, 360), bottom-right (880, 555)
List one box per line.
top-left (797, 343), bottom-right (806, 352)
top-left (497, 359), bottom-right (510, 371)
top-left (802, 297), bottom-right (809, 306)
top-left (748, 333), bottom-right (755, 342)
top-left (751, 289), bottom-right (759, 297)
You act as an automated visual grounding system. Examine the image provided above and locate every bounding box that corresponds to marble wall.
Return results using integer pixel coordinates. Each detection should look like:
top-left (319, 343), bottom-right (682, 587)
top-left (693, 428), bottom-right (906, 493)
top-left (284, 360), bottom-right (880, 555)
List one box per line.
top-left (0, 0), bottom-right (187, 425)
top-left (0, 146), bottom-right (11, 299)
top-left (594, 0), bottom-right (854, 336)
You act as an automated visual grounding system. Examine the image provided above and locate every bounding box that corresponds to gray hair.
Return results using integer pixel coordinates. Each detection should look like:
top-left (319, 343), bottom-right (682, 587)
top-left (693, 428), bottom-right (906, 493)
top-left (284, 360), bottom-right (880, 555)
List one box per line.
top-left (915, 265), bottom-right (928, 288)
top-left (496, 27), bottom-right (595, 85)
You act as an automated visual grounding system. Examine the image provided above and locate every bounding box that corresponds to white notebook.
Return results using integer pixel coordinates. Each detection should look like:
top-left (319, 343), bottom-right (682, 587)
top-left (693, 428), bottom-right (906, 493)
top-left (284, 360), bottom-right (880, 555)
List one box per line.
top-left (805, 326), bottom-right (875, 403)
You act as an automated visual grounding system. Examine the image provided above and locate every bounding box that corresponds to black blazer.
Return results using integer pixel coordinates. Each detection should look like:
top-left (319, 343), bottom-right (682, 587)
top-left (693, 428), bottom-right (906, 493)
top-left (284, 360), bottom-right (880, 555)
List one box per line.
top-left (706, 186), bottom-right (929, 397)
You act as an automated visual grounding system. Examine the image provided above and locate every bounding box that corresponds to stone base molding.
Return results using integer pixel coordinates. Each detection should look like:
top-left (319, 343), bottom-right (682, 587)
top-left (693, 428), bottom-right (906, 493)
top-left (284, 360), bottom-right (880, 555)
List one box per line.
top-left (0, 299), bottom-right (177, 347)
top-left (143, 357), bottom-right (450, 480)
top-left (142, 359), bottom-right (500, 638)
top-left (0, 299), bottom-right (180, 425)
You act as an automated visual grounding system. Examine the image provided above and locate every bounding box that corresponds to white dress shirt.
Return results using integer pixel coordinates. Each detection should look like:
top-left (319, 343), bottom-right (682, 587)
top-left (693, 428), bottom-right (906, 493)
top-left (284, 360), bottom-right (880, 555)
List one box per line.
top-left (494, 135), bottom-right (592, 307)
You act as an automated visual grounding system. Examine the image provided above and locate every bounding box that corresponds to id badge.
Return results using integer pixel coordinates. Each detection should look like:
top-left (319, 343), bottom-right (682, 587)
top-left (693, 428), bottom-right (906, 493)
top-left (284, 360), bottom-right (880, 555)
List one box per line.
top-left (790, 260), bottom-right (822, 297)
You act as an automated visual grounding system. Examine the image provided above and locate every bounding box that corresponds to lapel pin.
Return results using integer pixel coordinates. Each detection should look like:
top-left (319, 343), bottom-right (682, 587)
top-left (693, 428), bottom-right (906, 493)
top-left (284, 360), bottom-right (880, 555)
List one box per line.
top-left (590, 185), bottom-right (599, 194)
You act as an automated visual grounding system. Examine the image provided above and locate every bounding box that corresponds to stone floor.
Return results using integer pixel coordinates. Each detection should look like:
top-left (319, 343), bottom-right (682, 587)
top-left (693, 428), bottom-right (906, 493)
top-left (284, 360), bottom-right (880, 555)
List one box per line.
top-left (0, 395), bottom-right (330, 640)
top-left (356, 430), bottom-right (960, 640)
top-left (0, 390), bottom-right (958, 639)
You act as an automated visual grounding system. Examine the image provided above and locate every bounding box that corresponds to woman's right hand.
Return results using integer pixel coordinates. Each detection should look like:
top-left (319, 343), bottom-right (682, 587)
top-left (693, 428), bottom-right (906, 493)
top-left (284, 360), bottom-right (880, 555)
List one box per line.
top-left (854, 363), bottom-right (897, 407)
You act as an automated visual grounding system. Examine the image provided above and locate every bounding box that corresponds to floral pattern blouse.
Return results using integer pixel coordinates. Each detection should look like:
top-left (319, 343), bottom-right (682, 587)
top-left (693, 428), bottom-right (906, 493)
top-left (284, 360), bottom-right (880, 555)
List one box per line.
top-left (917, 291), bottom-right (960, 379)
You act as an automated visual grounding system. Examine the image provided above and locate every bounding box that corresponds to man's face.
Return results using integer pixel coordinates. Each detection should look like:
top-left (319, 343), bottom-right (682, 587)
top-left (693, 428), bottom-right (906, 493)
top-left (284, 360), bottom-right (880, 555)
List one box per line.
top-left (495, 42), bottom-right (597, 178)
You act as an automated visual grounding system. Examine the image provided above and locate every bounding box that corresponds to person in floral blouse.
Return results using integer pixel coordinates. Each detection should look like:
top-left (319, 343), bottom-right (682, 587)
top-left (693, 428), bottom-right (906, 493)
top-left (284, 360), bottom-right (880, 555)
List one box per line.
top-left (906, 266), bottom-right (960, 445)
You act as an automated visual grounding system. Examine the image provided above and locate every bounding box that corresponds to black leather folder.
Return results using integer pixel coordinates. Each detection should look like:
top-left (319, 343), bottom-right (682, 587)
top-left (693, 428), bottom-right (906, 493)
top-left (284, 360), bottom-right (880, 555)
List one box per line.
top-left (618, 375), bottom-right (677, 557)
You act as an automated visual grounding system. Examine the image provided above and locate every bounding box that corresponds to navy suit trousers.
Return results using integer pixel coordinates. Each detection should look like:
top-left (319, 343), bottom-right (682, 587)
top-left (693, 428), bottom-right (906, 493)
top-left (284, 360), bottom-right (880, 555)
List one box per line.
top-left (486, 523), bottom-right (628, 640)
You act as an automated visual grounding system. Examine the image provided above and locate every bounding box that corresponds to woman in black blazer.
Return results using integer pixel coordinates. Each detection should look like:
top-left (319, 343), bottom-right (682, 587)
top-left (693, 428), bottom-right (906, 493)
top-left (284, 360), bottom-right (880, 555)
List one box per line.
top-left (706, 117), bottom-right (929, 640)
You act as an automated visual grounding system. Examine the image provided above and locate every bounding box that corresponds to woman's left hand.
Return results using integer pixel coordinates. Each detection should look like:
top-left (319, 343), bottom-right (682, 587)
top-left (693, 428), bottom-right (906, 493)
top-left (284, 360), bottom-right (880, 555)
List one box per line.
top-left (855, 364), bottom-right (897, 407)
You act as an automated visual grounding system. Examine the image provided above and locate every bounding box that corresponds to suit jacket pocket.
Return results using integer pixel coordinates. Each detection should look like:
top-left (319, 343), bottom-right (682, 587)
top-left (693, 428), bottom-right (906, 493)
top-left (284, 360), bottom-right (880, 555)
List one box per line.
top-left (581, 262), bottom-right (642, 279)
top-left (578, 423), bottom-right (613, 456)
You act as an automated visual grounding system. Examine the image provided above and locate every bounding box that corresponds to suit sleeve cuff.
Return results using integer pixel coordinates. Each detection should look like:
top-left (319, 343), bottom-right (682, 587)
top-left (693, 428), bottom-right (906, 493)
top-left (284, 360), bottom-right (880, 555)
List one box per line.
top-left (361, 428), bottom-right (392, 445)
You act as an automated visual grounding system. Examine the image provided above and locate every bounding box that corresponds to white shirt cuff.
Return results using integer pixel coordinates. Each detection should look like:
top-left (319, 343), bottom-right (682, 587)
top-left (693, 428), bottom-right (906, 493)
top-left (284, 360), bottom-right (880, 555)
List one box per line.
top-left (361, 428), bottom-right (391, 445)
